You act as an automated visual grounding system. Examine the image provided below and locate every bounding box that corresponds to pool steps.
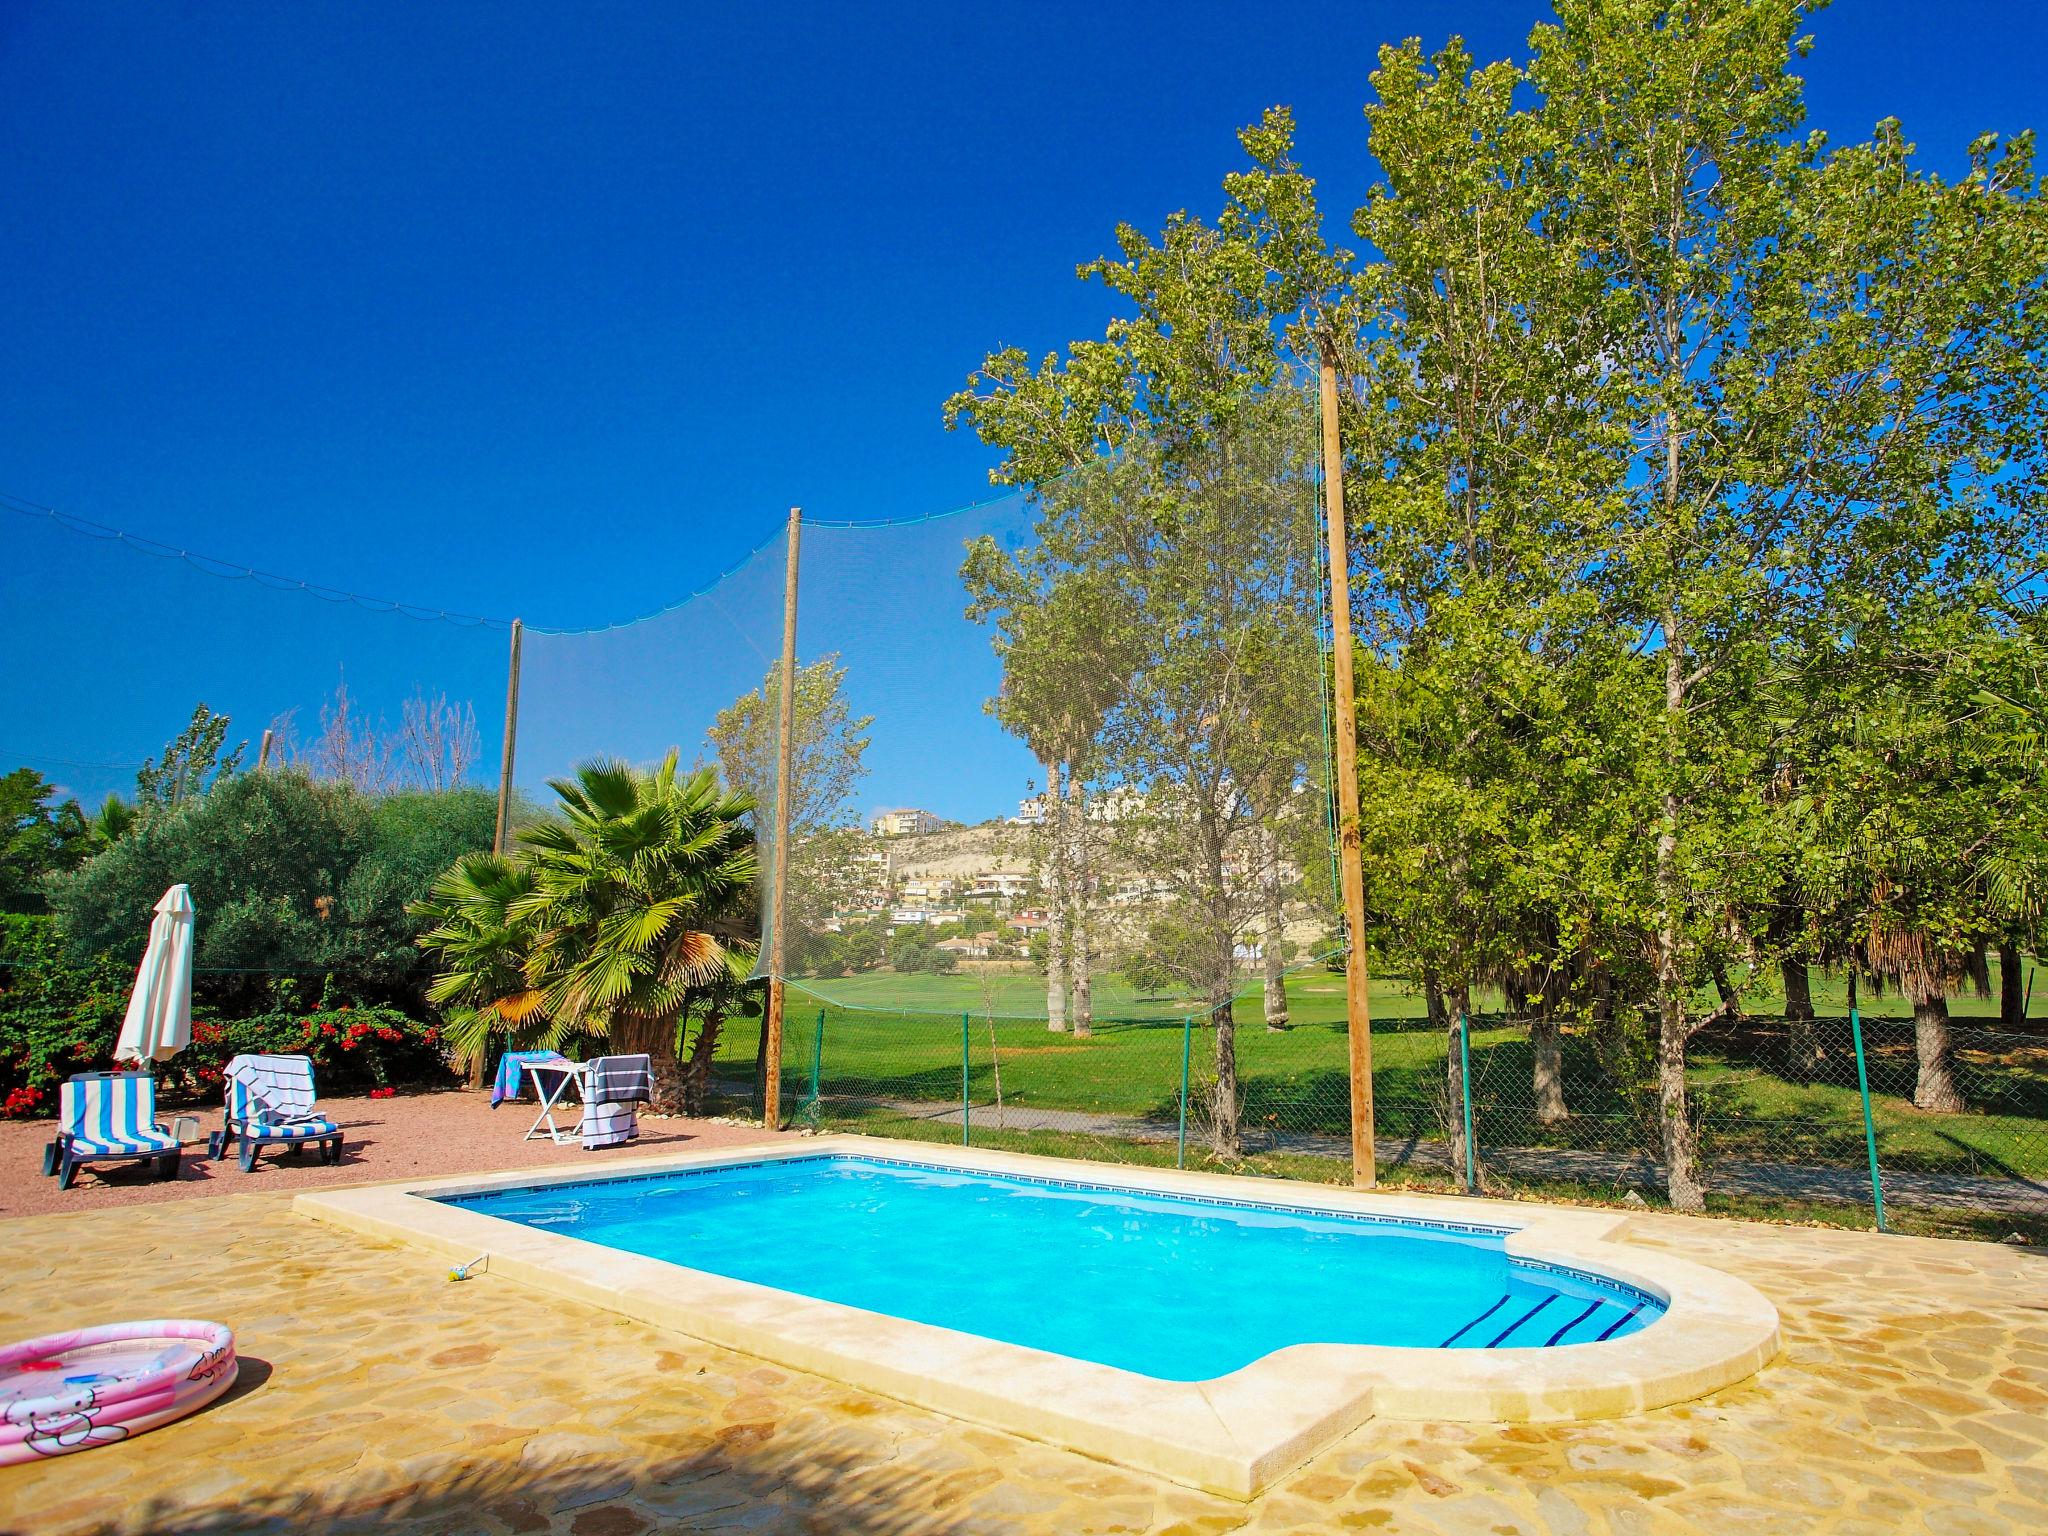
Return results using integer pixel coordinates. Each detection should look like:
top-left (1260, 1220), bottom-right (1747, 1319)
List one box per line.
top-left (1438, 1289), bottom-right (1643, 1349)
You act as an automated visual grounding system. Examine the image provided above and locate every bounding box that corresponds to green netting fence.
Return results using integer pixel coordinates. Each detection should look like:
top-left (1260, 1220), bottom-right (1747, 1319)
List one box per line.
top-left (705, 983), bottom-right (2048, 1245)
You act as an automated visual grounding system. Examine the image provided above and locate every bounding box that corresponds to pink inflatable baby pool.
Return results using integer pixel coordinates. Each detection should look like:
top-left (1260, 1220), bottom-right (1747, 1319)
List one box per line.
top-left (0, 1319), bottom-right (237, 1465)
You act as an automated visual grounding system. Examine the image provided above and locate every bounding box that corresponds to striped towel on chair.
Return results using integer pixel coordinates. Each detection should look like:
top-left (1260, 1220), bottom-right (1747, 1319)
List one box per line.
top-left (61, 1073), bottom-right (178, 1155)
top-left (225, 1054), bottom-right (337, 1136)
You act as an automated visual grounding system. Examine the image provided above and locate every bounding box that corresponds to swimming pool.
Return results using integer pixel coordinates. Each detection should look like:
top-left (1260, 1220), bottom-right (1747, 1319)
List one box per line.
top-left (299, 1137), bottom-right (1780, 1497)
top-left (441, 1154), bottom-right (1662, 1380)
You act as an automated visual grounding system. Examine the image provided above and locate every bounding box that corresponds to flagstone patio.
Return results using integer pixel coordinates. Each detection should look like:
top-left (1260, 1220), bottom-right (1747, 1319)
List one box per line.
top-left (2, 1177), bottom-right (2043, 1534)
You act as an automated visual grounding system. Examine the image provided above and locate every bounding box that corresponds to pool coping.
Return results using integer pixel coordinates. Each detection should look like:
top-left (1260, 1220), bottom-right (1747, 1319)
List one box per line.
top-left (294, 1135), bottom-right (1781, 1500)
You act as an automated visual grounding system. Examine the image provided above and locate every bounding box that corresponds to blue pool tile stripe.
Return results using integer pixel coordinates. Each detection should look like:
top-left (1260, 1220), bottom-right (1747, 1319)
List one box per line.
top-left (1596, 1303), bottom-right (1643, 1341)
top-left (1546, 1298), bottom-right (1605, 1346)
top-left (1439, 1295), bottom-right (1508, 1348)
top-left (1513, 1255), bottom-right (1664, 1313)
top-left (439, 1151), bottom-right (1518, 1238)
top-left (1487, 1293), bottom-right (1556, 1348)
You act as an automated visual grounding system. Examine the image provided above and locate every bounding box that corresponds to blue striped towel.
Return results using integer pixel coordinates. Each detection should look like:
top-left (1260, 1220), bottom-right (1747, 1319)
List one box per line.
top-left (491, 1050), bottom-right (569, 1107)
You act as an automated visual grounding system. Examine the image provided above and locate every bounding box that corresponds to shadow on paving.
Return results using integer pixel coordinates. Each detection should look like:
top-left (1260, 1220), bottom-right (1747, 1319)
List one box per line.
top-left (64, 1434), bottom-right (1077, 1536)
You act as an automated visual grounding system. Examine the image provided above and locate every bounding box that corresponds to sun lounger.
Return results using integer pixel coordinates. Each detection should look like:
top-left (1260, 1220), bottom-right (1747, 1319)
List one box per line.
top-left (208, 1053), bottom-right (343, 1171)
top-left (42, 1072), bottom-right (182, 1190)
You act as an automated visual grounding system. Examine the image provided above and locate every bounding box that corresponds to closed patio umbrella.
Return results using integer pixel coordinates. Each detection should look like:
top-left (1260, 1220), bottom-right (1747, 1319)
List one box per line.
top-left (114, 884), bottom-right (196, 1064)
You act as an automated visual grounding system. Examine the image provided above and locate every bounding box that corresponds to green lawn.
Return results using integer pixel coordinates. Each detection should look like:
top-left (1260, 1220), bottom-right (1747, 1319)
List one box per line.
top-left (717, 966), bottom-right (2048, 1197)
top-left (786, 955), bottom-right (2047, 1026)
top-left (781, 967), bottom-right (1432, 1024)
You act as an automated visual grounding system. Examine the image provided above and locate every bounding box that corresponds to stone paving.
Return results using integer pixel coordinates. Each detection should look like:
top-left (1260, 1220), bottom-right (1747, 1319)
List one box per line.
top-left (1, 1183), bottom-right (2043, 1534)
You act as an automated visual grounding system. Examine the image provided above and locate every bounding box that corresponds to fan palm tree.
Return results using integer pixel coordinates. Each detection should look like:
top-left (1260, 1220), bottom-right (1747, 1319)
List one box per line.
top-left (511, 752), bottom-right (757, 1110)
top-left (412, 851), bottom-right (546, 1075)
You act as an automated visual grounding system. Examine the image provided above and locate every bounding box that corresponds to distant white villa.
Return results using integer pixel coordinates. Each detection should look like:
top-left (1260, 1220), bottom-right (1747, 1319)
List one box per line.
top-left (873, 808), bottom-right (941, 838)
top-left (1008, 786), bottom-right (1145, 826)
top-left (961, 869), bottom-right (1035, 903)
top-left (889, 907), bottom-right (967, 929)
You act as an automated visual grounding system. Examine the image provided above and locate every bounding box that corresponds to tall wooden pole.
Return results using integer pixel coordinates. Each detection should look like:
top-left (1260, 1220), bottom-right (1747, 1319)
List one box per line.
top-left (1321, 358), bottom-right (1375, 1189)
top-left (493, 618), bottom-right (524, 856)
top-left (478, 617), bottom-right (524, 1088)
top-left (763, 509), bottom-right (802, 1129)
top-left (256, 727), bottom-right (274, 772)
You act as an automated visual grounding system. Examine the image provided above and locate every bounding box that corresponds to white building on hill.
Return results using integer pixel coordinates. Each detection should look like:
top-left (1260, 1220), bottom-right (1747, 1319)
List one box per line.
top-left (873, 808), bottom-right (941, 838)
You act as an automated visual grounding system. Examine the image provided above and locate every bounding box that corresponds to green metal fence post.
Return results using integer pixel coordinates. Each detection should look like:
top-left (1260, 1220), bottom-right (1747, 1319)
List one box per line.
top-left (1459, 1010), bottom-right (1477, 1195)
top-left (1177, 1014), bottom-right (1193, 1169)
top-left (1848, 974), bottom-right (1888, 1233)
top-left (807, 1007), bottom-right (825, 1120)
top-left (961, 1011), bottom-right (971, 1146)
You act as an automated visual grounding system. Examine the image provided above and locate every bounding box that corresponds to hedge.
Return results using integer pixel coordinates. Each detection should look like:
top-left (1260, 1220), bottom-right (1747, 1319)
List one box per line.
top-left (1, 914), bottom-right (454, 1117)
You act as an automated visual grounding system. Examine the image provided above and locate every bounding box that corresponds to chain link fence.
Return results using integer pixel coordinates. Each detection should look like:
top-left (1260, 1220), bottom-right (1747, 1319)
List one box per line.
top-left (708, 984), bottom-right (2048, 1245)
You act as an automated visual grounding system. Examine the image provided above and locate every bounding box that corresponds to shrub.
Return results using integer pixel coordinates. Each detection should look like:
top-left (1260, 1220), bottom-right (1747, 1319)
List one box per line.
top-left (45, 773), bottom-right (494, 1013)
top-left (0, 913), bottom-right (129, 1107)
top-left (167, 1007), bottom-right (452, 1099)
top-left (1, 914), bottom-right (454, 1115)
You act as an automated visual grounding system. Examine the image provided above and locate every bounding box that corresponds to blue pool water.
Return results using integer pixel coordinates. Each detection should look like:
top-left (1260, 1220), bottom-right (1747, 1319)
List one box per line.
top-left (443, 1155), bottom-right (1664, 1380)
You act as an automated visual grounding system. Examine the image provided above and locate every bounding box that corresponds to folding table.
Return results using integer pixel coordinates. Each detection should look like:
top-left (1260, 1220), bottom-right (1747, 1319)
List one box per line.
top-left (518, 1056), bottom-right (589, 1144)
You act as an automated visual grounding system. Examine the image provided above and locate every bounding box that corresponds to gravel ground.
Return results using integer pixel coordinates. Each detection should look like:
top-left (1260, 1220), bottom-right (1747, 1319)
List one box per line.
top-left (0, 1086), bottom-right (786, 1218)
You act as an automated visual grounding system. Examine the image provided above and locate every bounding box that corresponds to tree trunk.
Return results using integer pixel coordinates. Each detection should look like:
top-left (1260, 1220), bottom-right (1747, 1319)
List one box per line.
top-left (1999, 944), bottom-right (2027, 1028)
top-left (1530, 1012), bottom-right (1568, 1125)
top-left (1910, 980), bottom-right (1965, 1113)
top-left (1209, 991), bottom-right (1240, 1156)
top-left (1199, 811), bottom-right (1240, 1156)
top-left (1707, 955), bottom-right (1743, 1022)
top-left (1445, 980), bottom-right (1471, 1185)
top-left (1260, 823), bottom-right (1288, 1032)
top-left (1782, 958), bottom-right (1821, 1078)
top-left (1656, 605), bottom-right (1704, 1213)
top-left (616, 1013), bottom-right (686, 1115)
top-left (680, 1004), bottom-right (725, 1116)
top-left (1424, 969), bottom-right (1446, 1031)
top-left (1065, 766), bottom-right (1092, 1038)
top-left (1043, 761), bottom-right (1068, 1033)
top-left (1655, 990), bottom-right (1701, 1212)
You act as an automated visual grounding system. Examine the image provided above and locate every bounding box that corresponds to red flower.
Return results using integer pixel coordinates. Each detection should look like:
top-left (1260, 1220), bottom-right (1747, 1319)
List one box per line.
top-left (368, 1086), bottom-right (396, 1099)
top-left (3, 1086), bottom-right (44, 1117)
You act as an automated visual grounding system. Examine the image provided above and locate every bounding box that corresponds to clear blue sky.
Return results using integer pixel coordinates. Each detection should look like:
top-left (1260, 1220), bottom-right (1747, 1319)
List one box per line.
top-left (4, 1), bottom-right (2044, 814)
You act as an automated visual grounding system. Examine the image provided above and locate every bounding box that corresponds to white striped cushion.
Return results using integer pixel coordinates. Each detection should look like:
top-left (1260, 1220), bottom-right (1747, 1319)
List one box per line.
top-left (248, 1116), bottom-right (338, 1139)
